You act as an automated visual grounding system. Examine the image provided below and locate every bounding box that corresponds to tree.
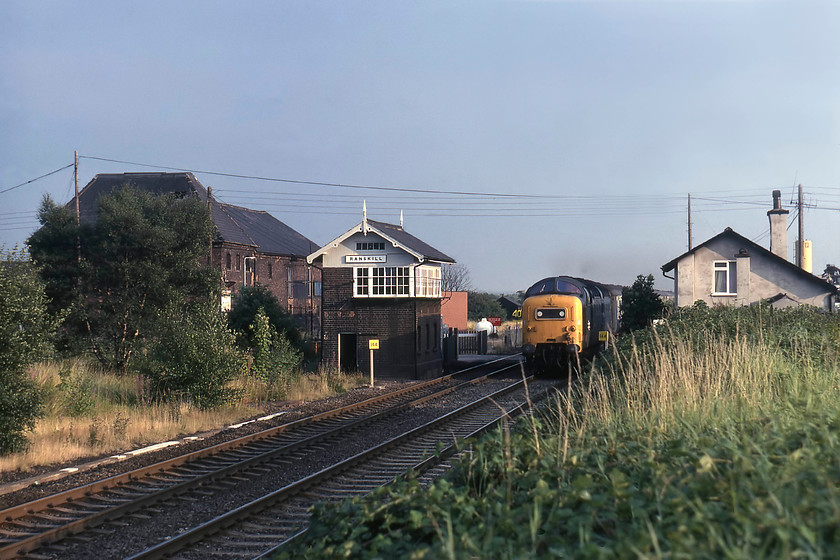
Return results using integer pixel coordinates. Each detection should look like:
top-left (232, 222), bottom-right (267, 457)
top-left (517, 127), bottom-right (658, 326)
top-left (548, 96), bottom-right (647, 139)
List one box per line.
top-left (620, 274), bottom-right (665, 333)
top-left (228, 284), bottom-right (303, 349)
top-left (26, 196), bottom-right (85, 315)
top-left (28, 186), bottom-right (218, 370)
top-left (467, 291), bottom-right (505, 322)
top-left (0, 248), bottom-right (58, 454)
top-left (441, 263), bottom-right (472, 293)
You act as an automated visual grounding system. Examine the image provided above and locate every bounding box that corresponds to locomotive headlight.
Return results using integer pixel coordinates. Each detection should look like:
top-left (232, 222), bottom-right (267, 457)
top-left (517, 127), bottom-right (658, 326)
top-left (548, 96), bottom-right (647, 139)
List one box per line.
top-left (568, 326), bottom-right (576, 332)
top-left (536, 310), bottom-right (543, 318)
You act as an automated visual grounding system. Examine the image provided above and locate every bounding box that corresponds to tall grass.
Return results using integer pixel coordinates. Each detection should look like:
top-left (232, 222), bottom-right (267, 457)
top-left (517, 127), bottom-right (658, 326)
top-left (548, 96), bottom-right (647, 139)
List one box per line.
top-left (286, 306), bottom-right (840, 559)
top-left (1, 360), bottom-right (366, 473)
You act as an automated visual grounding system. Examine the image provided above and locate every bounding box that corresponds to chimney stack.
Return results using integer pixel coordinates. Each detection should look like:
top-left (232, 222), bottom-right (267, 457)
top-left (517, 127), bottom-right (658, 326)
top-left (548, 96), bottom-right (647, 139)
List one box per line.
top-left (767, 190), bottom-right (789, 260)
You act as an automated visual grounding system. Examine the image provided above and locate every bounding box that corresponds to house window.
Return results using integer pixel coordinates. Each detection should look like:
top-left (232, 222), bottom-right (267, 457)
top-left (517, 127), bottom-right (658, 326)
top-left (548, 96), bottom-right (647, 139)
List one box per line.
top-left (236, 255), bottom-right (241, 271)
top-left (355, 266), bottom-right (410, 296)
top-left (268, 263), bottom-right (273, 279)
top-left (713, 261), bottom-right (737, 295)
top-left (226, 253), bottom-right (231, 270)
top-left (356, 242), bottom-right (385, 251)
top-left (416, 266), bottom-right (441, 298)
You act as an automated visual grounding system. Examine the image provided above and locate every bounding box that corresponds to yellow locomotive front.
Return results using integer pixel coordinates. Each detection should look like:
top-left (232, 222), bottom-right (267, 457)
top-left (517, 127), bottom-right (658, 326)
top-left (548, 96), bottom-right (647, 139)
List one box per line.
top-left (520, 276), bottom-right (617, 372)
top-left (522, 293), bottom-right (583, 368)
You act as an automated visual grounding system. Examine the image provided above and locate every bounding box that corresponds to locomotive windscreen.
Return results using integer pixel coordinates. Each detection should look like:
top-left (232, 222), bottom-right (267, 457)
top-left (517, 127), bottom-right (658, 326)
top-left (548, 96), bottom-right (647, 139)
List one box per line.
top-left (526, 277), bottom-right (583, 297)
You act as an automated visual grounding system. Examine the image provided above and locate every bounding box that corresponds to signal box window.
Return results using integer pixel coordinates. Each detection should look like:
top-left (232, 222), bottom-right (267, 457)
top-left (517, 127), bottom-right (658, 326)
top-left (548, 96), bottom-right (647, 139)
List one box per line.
top-left (356, 242), bottom-right (385, 251)
top-left (355, 266), bottom-right (410, 296)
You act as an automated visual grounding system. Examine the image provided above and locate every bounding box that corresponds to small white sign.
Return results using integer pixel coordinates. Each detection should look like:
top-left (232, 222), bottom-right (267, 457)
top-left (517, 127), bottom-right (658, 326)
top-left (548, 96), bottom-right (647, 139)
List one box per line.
top-left (346, 255), bottom-right (387, 263)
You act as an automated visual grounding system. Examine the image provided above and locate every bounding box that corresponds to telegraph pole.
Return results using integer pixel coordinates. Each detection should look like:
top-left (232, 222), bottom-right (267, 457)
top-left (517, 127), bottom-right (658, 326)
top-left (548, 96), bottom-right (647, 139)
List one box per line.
top-left (798, 184), bottom-right (804, 268)
top-left (687, 193), bottom-right (693, 250)
top-left (207, 186), bottom-right (214, 267)
top-left (75, 150), bottom-right (81, 262)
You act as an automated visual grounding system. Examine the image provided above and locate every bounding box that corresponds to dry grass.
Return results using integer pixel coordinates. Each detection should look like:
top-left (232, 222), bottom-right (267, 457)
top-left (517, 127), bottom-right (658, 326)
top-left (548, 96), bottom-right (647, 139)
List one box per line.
top-left (1, 360), bottom-right (366, 473)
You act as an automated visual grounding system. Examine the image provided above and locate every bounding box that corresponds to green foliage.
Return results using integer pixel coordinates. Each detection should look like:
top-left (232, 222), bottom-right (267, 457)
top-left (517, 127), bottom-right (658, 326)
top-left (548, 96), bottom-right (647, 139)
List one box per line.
top-left (26, 196), bottom-right (85, 316)
top-left (28, 186), bottom-right (218, 370)
top-left (139, 303), bottom-right (246, 408)
top-left (58, 364), bottom-right (97, 417)
top-left (467, 291), bottom-right (505, 322)
top-left (228, 283), bottom-right (303, 349)
top-left (620, 273), bottom-right (664, 332)
top-left (250, 307), bottom-right (302, 385)
top-left (613, 302), bottom-right (840, 371)
top-left (281, 306), bottom-right (840, 558)
top-left (0, 248), bottom-right (57, 454)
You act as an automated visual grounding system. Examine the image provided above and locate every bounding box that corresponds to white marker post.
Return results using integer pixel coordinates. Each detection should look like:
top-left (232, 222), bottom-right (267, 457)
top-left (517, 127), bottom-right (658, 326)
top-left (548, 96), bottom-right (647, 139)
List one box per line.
top-left (368, 339), bottom-right (379, 388)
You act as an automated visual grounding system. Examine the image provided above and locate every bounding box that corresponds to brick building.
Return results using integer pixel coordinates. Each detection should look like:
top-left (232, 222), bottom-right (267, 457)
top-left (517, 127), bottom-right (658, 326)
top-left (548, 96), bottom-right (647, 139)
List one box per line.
top-left (307, 212), bottom-right (454, 379)
top-left (73, 172), bottom-right (321, 336)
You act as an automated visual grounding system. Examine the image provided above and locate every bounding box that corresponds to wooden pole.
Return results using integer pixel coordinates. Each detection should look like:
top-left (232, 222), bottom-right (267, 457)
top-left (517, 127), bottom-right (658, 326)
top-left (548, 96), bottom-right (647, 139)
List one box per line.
top-left (687, 193), bottom-right (693, 250)
top-left (74, 150), bottom-right (81, 262)
top-left (798, 184), bottom-right (804, 268)
top-left (207, 186), bottom-right (213, 267)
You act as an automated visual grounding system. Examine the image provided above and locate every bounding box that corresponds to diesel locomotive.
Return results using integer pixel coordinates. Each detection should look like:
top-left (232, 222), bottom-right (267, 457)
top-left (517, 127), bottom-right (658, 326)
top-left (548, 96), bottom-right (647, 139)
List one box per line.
top-left (521, 276), bottom-right (620, 371)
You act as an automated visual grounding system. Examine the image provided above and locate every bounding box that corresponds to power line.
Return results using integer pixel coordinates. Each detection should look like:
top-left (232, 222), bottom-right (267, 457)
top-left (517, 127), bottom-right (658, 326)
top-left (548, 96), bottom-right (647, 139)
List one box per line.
top-left (0, 164), bottom-right (75, 195)
top-left (80, 155), bottom-right (577, 199)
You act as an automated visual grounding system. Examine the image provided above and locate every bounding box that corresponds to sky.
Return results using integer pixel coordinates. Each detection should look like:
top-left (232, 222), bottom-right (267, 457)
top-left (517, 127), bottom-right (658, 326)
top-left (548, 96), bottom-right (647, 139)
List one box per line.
top-left (2, 0), bottom-right (839, 294)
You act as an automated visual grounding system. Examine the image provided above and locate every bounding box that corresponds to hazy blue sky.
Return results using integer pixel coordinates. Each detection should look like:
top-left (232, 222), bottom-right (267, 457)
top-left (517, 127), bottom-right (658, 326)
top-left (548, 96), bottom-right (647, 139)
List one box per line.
top-left (2, 1), bottom-right (839, 293)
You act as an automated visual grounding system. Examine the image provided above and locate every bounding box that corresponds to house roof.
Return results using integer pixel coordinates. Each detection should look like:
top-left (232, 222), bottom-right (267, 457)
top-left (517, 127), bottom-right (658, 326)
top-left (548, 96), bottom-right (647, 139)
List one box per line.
top-left (213, 202), bottom-right (319, 256)
top-left (307, 217), bottom-right (455, 264)
top-left (73, 172), bottom-right (318, 258)
top-left (75, 172), bottom-right (209, 224)
top-left (662, 227), bottom-right (838, 293)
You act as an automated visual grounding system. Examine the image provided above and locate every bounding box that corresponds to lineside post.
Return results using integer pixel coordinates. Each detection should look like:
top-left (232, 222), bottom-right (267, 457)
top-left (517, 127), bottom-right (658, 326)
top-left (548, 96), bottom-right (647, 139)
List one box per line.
top-left (368, 339), bottom-right (379, 387)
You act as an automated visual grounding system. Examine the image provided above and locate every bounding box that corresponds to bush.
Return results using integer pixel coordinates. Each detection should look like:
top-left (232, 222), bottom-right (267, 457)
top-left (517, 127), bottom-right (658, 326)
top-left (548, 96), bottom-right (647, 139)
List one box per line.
top-left (251, 307), bottom-right (302, 385)
top-left (139, 303), bottom-right (246, 408)
top-left (0, 249), bottom-right (58, 454)
top-left (228, 284), bottom-right (303, 349)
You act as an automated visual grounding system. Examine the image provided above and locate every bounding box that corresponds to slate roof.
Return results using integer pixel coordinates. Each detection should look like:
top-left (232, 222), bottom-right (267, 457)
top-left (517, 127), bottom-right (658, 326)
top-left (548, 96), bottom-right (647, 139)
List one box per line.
top-left (75, 172), bottom-right (209, 224)
top-left (307, 218), bottom-right (454, 264)
top-left (213, 202), bottom-right (319, 256)
top-left (661, 227), bottom-right (838, 293)
top-left (72, 172), bottom-right (317, 258)
top-left (366, 219), bottom-right (454, 263)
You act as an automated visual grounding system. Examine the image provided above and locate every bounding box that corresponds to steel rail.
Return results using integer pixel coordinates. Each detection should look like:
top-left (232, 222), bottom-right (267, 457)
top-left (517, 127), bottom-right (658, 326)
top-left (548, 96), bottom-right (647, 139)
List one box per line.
top-left (0, 360), bottom-right (521, 559)
top-left (127, 376), bottom-right (556, 560)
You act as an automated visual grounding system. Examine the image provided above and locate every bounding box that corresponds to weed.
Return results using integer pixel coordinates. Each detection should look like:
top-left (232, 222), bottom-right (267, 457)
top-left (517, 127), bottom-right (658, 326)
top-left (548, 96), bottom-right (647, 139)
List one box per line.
top-left (87, 417), bottom-right (103, 447)
top-left (111, 413), bottom-right (129, 441)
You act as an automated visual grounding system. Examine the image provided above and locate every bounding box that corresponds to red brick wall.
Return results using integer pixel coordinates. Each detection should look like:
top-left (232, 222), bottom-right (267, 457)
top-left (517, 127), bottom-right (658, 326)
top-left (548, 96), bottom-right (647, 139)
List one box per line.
top-left (213, 243), bottom-right (321, 338)
top-left (441, 291), bottom-right (468, 330)
top-left (320, 267), bottom-right (442, 379)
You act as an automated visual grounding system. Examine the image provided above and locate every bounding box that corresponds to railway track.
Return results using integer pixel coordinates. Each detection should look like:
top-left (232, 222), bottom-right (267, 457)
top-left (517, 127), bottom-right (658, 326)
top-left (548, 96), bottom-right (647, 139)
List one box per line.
top-left (0, 358), bottom-right (554, 559)
top-left (131, 376), bottom-right (558, 560)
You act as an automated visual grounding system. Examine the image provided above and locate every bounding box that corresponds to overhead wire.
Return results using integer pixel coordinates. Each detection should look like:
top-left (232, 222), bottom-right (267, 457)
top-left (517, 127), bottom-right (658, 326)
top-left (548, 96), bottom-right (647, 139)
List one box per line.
top-left (0, 163), bottom-right (75, 195)
top-left (3, 155), bottom-right (837, 229)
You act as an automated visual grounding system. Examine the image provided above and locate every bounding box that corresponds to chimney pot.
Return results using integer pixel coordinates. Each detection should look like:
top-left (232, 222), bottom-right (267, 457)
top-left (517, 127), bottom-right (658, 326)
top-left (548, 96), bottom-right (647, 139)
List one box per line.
top-left (772, 190), bottom-right (782, 210)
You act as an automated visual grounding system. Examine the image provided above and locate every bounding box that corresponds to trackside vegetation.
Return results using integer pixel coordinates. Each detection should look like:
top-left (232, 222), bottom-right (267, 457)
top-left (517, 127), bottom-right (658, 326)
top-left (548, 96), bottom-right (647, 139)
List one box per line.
top-left (0, 186), bottom-right (367, 468)
top-left (279, 304), bottom-right (840, 559)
